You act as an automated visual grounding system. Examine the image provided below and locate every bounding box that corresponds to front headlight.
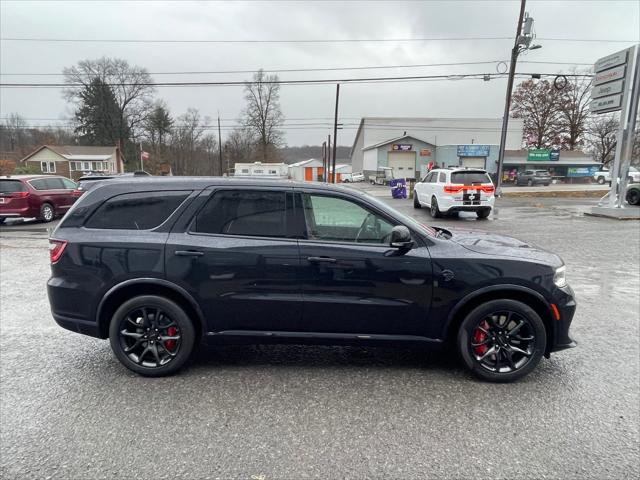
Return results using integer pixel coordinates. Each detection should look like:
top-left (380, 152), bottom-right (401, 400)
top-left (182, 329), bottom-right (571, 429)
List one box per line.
top-left (554, 265), bottom-right (567, 288)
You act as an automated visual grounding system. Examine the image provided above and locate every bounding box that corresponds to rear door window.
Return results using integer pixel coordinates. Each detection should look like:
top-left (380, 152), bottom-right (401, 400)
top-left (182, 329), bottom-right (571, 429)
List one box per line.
top-left (438, 172), bottom-right (446, 183)
top-left (451, 171), bottom-right (492, 184)
top-left (44, 178), bottom-right (66, 190)
top-left (85, 191), bottom-right (190, 230)
top-left (192, 190), bottom-right (287, 237)
top-left (0, 180), bottom-right (26, 193)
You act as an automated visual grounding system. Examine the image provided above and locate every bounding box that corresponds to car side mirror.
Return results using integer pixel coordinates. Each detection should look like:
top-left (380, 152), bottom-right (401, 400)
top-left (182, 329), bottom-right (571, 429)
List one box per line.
top-left (390, 225), bottom-right (414, 250)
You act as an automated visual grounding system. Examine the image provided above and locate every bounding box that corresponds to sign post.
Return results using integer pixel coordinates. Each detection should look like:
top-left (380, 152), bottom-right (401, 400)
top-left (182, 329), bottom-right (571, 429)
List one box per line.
top-left (590, 44), bottom-right (640, 214)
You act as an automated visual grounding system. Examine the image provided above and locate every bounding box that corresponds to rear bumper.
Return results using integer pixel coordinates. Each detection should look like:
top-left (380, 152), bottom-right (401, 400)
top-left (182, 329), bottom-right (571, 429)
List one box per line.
top-left (0, 206), bottom-right (37, 218)
top-left (52, 312), bottom-right (102, 338)
top-left (439, 196), bottom-right (495, 213)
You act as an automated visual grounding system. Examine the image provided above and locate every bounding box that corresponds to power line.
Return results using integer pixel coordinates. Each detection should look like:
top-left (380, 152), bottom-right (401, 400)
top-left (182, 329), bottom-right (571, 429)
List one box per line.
top-left (0, 60), bottom-right (593, 76)
top-left (1, 36), bottom-right (636, 44)
top-left (0, 72), bottom-right (593, 89)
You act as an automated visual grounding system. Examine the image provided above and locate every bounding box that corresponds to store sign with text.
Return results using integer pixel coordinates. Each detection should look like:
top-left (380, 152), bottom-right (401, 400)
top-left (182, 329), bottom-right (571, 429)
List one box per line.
top-left (392, 144), bottom-right (413, 151)
top-left (457, 145), bottom-right (490, 157)
top-left (527, 149), bottom-right (560, 161)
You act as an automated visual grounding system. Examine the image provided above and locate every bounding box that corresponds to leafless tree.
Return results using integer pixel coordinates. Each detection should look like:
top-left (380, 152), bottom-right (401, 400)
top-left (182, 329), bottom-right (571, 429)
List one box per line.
top-left (585, 113), bottom-right (619, 166)
top-left (511, 79), bottom-right (564, 148)
top-left (63, 57), bottom-right (155, 161)
top-left (224, 128), bottom-right (256, 168)
top-left (169, 109), bottom-right (218, 175)
top-left (557, 72), bottom-right (592, 150)
top-left (242, 70), bottom-right (284, 162)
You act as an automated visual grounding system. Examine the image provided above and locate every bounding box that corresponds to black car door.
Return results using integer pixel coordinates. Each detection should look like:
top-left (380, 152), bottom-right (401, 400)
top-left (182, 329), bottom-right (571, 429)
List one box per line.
top-left (165, 187), bottom-right (303, 333)
top-left (295, 190), bottom-right (433, 336)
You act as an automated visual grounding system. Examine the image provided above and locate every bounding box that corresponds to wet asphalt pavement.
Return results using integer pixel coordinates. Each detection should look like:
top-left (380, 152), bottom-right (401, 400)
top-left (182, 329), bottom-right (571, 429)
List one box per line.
top-left (1, 188), bottom-right (639, 479)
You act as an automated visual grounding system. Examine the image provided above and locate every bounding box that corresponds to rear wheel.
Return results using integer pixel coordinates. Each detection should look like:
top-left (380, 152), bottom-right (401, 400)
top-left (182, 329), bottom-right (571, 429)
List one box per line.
top-left (413, 193), bottom-right (421, 209)
top-left (527, 179), bottom-right (533, 187)
top-left (109, 295), bottom-right (196, 377)
top-left (597, 176), bottom-right (605, 185)
top-left (457, 299), bottom-right (546, 382)
top-left (39, 203), bottom-right (54, 222)
top-left (430, 197), bottom-right (441, 218)
top-left (476, 208), bottom-right (491, 219)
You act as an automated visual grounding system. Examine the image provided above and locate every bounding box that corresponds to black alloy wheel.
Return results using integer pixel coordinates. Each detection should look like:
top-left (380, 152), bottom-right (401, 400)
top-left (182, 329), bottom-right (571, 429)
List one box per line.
top-left (109, 295), bottom-right (196, 376)
top-left (458, 299), bottom-right (546, 382)
top-left (430, 197), bottom-right (441, 218)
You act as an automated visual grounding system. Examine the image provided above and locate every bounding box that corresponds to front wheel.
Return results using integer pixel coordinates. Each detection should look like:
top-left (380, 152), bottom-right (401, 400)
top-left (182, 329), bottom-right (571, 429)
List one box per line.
top-left (457, 299), bottom-right (546, 382)
top-left (596, 176), bottom-right (605, 185)
top-left (527, 179), bottom-right (533, 187)
top-left (109, 295), bottom-right (196, 377)
top-left (626, 188), bottom-right (640, 206)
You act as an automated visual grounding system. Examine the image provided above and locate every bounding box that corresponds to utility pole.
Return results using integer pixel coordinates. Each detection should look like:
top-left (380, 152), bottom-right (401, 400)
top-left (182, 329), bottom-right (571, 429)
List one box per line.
top-left (332, 84), bottom-right (340, 183)
top-left (495, 0), bottom-right (541, 195)
top-left (322, 141), bottom-right (327, 181)
top-left (217, 113), bottom-right (223, 176)
top-left (327, 134), bottom-right (332, 183)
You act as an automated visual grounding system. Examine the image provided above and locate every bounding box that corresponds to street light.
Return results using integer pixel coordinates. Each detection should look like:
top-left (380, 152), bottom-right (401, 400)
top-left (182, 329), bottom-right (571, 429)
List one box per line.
top-left (495, 4), bottom-right (542, 196)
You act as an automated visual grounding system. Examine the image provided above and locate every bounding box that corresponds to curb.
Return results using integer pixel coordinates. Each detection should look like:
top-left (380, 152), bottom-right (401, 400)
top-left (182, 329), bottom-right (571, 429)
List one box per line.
top-left (501, 190), bottom-right (609, 198)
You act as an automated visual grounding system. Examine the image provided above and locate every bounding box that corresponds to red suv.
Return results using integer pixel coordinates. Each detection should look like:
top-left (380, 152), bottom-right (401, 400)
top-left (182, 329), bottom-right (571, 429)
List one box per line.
top-left (0, 175), bottom-right (81, 223)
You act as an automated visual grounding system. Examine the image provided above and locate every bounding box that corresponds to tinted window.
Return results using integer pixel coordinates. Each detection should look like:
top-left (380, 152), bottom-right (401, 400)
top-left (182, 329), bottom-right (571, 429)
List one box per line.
top-left (193, 190), bottom-right (286, 237)
top-left (0, 180), bottom-right (26, 193)
top-left (428, 172), bottom-right (439, 183)
top-left (29, 179), bottom-right (48, 190)
top-left (451, 171), bottom-right (492, 184)
top-left (438, 172), bottom-right (446, 183)
top-left (62, 178), bottom-right (77, 189)
top-left (44, 178), bottom-right (66, 190)
top-left (302, 194), bottom-right (394, 244)
top-left (86, 191), bottom-right (190, 230)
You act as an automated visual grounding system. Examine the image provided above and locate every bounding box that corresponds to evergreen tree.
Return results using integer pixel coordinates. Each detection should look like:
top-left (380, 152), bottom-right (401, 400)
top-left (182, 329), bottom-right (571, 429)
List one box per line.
top-left (74, 78), bottom-right (127, 146)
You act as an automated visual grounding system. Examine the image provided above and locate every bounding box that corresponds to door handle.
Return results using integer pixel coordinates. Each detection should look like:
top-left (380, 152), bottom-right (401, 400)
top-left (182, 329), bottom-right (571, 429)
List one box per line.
top-left (174, 250), bottom-right (204, 257)
top-left (307, 256), bottom-right (337, 263)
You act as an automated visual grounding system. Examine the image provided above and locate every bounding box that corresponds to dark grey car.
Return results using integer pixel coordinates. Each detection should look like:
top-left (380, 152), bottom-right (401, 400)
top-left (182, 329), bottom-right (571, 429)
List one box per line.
top-left (516, 170), bottom-right (551, 186)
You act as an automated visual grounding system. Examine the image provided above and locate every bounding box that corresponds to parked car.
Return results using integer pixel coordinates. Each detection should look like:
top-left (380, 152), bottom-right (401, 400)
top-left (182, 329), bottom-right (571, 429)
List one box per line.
top-left (413, 168), bottom-right (495, 219)
top-left (47, 178), bottom-right (576, 382)
top-left (515, 170), bottom-right (551, 186)
top-left (593, 166), bottom-right (640, 185)
top-left (343, 172), bottom-right (365, 183)
top-left (626, 183), bottom-right (640, 206)
top-left (0, 175), bottom-right (81, 223)
top-left (368, 167), bottom-right (394, 185)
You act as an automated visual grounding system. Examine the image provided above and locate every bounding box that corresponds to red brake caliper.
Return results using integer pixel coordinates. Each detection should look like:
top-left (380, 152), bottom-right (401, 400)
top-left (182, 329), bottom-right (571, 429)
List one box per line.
top-left (473, 320), bottom-right (489, 356)
top-left (165, 326), bottom-right (178, 351)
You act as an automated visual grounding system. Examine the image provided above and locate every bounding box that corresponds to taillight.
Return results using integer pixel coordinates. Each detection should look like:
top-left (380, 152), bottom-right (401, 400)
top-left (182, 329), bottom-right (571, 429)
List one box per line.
top-left (443, 185), bottom-right (463, 194)
top-left (10, 191), bottom-right (30, 198)
top-left (481, 185), bottom-right (495, 193)
top-left (49, 239), bottom-right (68, 264)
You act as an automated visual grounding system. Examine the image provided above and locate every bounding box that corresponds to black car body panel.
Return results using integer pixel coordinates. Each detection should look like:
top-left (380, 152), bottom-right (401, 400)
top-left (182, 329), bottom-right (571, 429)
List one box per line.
top-left (47, 177), bottom-right (576, 358)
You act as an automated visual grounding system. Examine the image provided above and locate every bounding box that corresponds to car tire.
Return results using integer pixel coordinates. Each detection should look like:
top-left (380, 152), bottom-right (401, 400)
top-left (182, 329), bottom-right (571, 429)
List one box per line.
top-left (39, 203), bottom-right (54, 222)
top-left (527, 179), bottom-right (533, 187)
top-left (0, 218), bottom-right (5, 224)
top-left (476, 208), bottom-right (491, 219)
top-left (109, 295), bottom-right (196, 377)
top-left (597, 176), bottom-right (605, 185)
top-left (413, 193), bottom-right (421, 209)
top-left (430, 197), bottom-right (442, 218)
top-left (457, 299), bottom-right (547, 383)
top-left (626, 188), bottom-right (640, 206)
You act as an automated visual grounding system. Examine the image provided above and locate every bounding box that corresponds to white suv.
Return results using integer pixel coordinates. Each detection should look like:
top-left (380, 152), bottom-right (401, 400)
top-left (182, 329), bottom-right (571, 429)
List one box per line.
top-left (413, 168), bottom-right (495, 219)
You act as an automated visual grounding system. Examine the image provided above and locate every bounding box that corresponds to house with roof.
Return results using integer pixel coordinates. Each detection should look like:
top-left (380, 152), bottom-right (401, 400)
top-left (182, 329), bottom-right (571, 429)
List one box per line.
top-left (19, 145), bottom-right (123, 180)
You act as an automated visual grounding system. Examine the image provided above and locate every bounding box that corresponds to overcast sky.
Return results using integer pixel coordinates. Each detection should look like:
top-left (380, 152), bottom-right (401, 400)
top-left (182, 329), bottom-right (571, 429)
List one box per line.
top-left (1, 0), bottom-right (638, 147)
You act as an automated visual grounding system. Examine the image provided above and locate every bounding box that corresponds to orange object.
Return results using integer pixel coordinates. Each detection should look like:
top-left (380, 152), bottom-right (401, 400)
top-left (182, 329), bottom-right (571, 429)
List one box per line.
top-left (551, 303), bottom-right (561, 321)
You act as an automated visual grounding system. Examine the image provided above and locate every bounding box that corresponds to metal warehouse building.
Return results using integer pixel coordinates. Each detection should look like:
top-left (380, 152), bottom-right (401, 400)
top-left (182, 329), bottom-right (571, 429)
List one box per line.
top-left (349, 117), bottom-right (524, 180)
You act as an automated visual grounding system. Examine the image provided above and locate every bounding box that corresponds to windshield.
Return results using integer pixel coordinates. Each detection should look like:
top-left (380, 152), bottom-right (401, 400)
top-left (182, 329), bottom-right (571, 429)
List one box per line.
top-left (451, 172), bottom-right (491, 184)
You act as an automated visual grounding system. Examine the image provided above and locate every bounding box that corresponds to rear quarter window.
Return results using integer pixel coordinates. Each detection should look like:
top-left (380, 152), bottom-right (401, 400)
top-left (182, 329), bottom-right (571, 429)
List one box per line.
top-left (85, 191), bottom-right (191, 230)
top-left (451, 172), bottom-right (492, 184)
top-left (0, 180), bottom-right (27, 193)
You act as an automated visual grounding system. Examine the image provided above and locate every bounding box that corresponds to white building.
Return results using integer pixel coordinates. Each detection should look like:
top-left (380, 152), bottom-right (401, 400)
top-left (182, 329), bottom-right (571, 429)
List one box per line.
top-left (289, 158), bottom-right (352, 182)
top-left (233, 162), bottom-right (289, 179)
top-left (350, 117), bottom-right (524, 180)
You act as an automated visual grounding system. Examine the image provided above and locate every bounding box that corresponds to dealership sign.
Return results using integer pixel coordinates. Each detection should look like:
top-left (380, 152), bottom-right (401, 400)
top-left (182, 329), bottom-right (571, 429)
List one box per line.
top-left (457, 145), bottom-right (490, 157)
top-left (590, 47), bottom-right (633, 114)
top-left (567, 166), bottom-right (599, 178)
top-left (527, 149), bottom-right (560, 161)
top-left (392, 144), bottom-right (412, 151)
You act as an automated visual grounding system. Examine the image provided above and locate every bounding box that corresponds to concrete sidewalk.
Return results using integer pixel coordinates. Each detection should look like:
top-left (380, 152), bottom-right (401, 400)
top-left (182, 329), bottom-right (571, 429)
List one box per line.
top-left (501, 184), bottom-right (609, 197)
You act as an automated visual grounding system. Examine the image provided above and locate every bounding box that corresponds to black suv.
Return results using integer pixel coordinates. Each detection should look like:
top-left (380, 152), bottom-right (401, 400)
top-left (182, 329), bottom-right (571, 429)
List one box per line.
top-left (48, 178), bottom-right (576, 381)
